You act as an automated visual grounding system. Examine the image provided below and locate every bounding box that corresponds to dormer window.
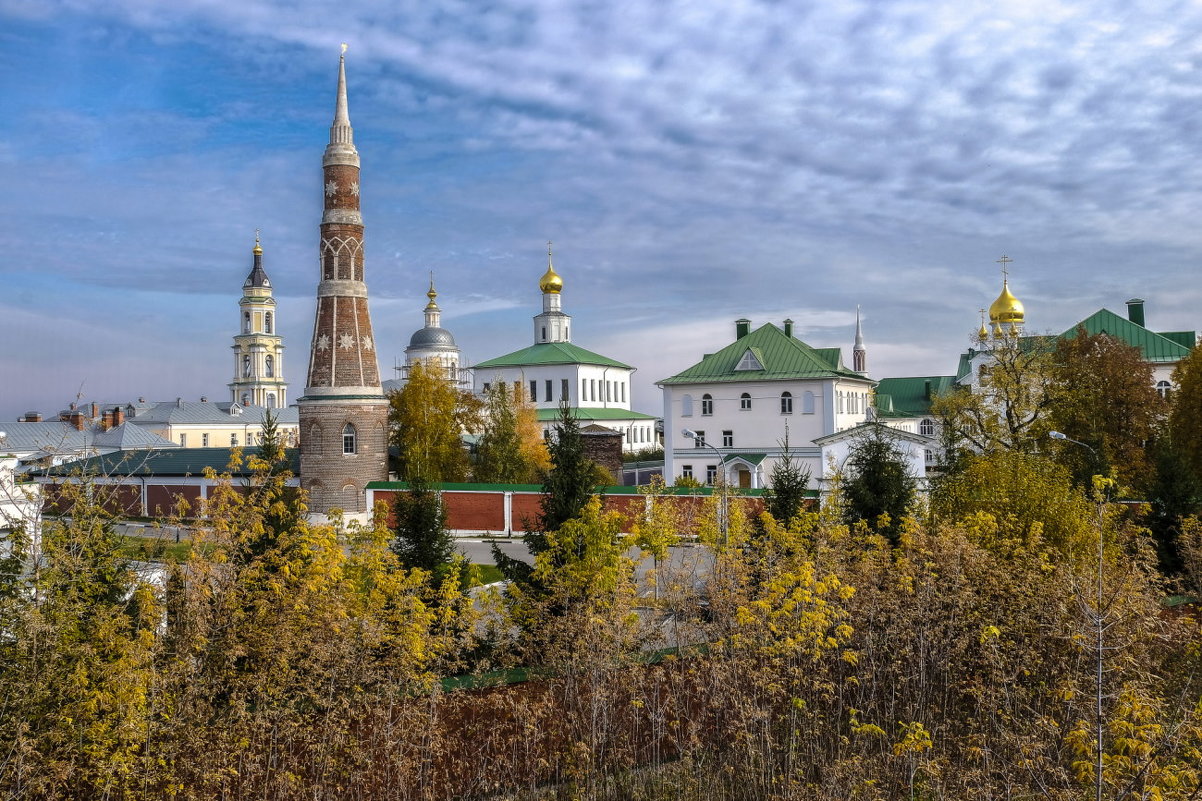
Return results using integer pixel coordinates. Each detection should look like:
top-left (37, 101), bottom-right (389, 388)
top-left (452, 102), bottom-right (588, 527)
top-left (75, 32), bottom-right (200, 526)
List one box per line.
top-left (735, 349), bottom-right (763, 371)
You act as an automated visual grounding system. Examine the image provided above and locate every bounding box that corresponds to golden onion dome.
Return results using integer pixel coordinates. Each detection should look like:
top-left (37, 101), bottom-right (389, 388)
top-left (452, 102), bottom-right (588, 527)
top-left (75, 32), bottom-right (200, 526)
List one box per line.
top-left (978, 322), bottom-right (989, 340)
top-left (988, 280), bottom-right (1024, 324)
top-left (539, 254), bottom-right (563, 294)
top-left (425, 275), bottom-right (438, 309)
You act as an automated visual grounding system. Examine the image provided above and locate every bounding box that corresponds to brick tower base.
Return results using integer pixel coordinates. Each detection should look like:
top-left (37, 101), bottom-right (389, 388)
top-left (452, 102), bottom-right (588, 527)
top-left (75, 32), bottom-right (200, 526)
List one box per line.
top-left (298, 397), bottom-right (389, 517)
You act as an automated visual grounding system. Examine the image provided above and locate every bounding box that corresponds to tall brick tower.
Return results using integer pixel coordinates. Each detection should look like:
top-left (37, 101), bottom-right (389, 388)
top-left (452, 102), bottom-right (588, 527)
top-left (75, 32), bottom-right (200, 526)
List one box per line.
top-left (298, 47), bottom-right (388, 517)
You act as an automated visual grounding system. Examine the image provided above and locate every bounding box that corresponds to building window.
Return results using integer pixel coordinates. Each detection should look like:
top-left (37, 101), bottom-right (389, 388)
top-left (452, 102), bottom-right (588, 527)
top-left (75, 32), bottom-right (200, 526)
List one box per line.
top-left (243, 312), bottom-right (251, 333)
top-left (621, 383), bottom-right (626, 403)
top-left (803, 391), bottom-right (815, 414)
top-left (681, 394), bottom-right (693, 417)
top-left (343, 423), bottom-right (357, 454)
top-left (740, 392), bottom-right (751, 410)
top-left (180, 434), bottom-right (187, 447)
top-left (920, 418), bottom-right (936, 437)
top-left (267, 393), bottom-right (276, 409)
top-left (243, 355), bottom-right (252, 377)
top-left (265, 311), bottom-right (273, 334)
top-left (483, 382), bottom-right (491, 393)
top-left (780, 392), bottom-right (793, 414)
top-left (705, 464), bottom-right (718, 484)
top-left (541, 326), bottom-right (547, 341)
top-left (530, 380), bottom-right (538, 402)
top-left (735, 349), bottom-right (763, 371)
top-left (545, 379), bottom-right (552, 402)
top-left (561, 378), bottom-right (569, 401)
top-left (722, 430), bottom-right (733, 447)
top-left (202, 433), bottom-right (209, 446)
top-left (701, 394), bottom-right (713, 415)
top-left (693, 430), bottom-right (705, 448)
top-left (681, 464), bottom-right (693, 479)
top-left (265, 355), bottom-right (274, 378)
top-left (231, 434), bottom-right (238, 446)
top-left (1157, 380), bottom-right (1172, 399)
top-left (838, 391), bottom-right (844, 414)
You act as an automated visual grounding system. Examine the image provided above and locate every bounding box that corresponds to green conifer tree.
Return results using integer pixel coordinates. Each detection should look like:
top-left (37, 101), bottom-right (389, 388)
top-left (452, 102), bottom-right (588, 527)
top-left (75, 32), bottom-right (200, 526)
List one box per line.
top-left (842, 424), bottom-right (917, 544)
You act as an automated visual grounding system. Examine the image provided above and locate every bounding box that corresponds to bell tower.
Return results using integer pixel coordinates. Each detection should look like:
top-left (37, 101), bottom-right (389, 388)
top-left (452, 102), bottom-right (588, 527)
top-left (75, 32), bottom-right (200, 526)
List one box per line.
top-left (229, 232), bottom-right (287, 408)
top-left (297, 47), bottom-right (388, 517)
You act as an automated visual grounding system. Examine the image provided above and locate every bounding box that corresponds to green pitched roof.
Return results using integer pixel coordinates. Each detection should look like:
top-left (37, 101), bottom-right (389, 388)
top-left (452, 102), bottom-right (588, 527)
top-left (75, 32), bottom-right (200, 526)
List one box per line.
top-left (475, 342), bottom-right (630, 370)
top-left (874, 376), bottom-right (956, 417)
top-left (48, 447), bottom-right (300, 477)
top-left (658, 323), bottom-right (865, 385)
top-left (1060, 309), bottom-right (1193, 363)
top-left (534, 407), bottom-right (658, 422)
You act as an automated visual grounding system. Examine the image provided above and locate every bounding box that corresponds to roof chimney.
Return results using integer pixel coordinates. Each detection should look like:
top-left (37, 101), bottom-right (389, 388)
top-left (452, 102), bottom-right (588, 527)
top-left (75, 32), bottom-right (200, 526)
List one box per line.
top-left (113, 407), bottom-right (125, 427)
top-left (21, 412), bottom-right (41, 423)
top-left (200, 396), bottom-right (208, 403)
top-left (924, 379), bottom-right (932, 401)
top-left (67, 411), bottom-right (85, 431)
top-left (1126, 298), bottom-right (1145, 328)
top-left (783, 318), bottom-right (794, 338)
top-left (735, 318), bottom-right (751, 340)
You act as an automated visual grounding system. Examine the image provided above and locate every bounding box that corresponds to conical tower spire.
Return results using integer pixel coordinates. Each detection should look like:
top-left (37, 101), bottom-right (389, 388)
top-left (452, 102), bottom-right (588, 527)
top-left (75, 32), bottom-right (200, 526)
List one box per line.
top-left (424, 272), bottom-right (441, 328)
top-left (244, 229), bottom-right (270, 288)
top-left (852, 305), bottom-right (867, 374)
top-left (324, 44), bottom-right (358, 168)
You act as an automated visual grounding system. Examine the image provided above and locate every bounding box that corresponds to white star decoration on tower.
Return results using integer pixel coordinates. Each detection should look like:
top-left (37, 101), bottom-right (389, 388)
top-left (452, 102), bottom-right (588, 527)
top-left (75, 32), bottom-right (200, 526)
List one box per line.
top-left (325, 180), bottom-right (338, 197)
top-left (350, 182), bottom-right (360, 196)
top-left (316, 334), bottom-right (330, 351)
top-left (339, 333), bottom-right (355, 349)
top-left (361, 335), bottom-right (373, 350)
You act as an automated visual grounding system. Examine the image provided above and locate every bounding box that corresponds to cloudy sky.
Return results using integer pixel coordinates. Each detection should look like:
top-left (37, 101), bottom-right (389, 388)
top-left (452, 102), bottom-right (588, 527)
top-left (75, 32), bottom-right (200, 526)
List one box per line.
top-left (2, 0), bottom-right (1202, 420)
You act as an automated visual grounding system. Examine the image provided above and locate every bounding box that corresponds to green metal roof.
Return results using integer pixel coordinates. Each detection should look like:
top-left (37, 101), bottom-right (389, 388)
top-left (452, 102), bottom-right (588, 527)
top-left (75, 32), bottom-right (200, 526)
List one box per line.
top-left (534, 407), bottom-right (658, 422)
top-left (1059, 309), bottom-right (1193, 363)
top-left (48, 447), bottom-right (300, 477)
top-left (874, 376), bottom-right (957, 417)
top-left (1159, 331), bottom-right (1197, 350)
top-left (658, 323), bottom-right (866, 385)
top-left (474, 342), bottom-right (630, 370)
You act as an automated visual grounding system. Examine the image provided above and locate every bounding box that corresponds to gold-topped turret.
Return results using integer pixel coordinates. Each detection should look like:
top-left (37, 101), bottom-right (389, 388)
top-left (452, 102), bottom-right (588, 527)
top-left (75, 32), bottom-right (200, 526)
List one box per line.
top-left (987, 255), bottom-right (1024, 327)
top-left (539, 240), bottom-right (563, 294)
top-left (253, 228), bottom-right (262, 255)
top-left (426, 272), bottom-right (439, 309)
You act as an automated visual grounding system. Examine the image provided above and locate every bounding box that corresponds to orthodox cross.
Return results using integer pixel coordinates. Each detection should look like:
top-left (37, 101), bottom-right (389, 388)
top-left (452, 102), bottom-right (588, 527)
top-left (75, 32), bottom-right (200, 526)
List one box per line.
top-left (996, 254), bottom-right (1013, 281)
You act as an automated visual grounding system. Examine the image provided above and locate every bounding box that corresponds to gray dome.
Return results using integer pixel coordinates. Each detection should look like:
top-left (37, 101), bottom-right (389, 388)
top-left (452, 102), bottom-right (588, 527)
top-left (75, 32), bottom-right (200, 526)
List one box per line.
top-left (408, 326), bottom-right (457, 348)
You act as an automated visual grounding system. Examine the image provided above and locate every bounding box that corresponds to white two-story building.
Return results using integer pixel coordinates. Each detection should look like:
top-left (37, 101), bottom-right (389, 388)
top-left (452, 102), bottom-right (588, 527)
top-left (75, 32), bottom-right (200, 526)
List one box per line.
top-left (659, 317), bottom-right (877, 488)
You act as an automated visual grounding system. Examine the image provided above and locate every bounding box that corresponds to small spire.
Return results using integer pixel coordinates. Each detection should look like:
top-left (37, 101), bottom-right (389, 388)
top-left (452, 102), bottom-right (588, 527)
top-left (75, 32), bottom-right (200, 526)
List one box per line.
top-left (253, 228), bottom-right (262, 255)
top-left (330, 45), bottom-right (353, 146)
top-left (853, 305), bottom-right (865, 348)
top-left (425, 271), bottom-right (439, 309)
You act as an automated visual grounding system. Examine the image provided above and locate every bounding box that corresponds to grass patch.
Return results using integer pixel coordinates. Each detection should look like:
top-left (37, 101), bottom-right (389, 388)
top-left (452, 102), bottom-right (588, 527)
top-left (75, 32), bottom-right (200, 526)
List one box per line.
top-left (473, 564), bottom-right (504, 584)
top-left (117, 534), bottom-right (194, 563)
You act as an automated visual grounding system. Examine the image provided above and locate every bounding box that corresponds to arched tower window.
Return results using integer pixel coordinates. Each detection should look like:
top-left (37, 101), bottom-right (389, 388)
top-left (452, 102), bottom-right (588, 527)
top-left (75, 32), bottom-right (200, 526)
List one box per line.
top-left (780, 392), bottom-right (793, 415)
top-left (920, 418), bottom-right (936, 437)
top-left (343, 423), bottom-right (357, 454)
top-left (243, 311), bottom-right (251, 333)
top-left (265, 312), bottom-right (273, 334)
top-left (267, 393), bottom-right (276, 409)
top-left (701, 394), bottom-right (713, 415)
top-left (243, 355), bottom-right (252, 377)
top-left (1157, 380), bottom-right (1172, 399)
top-left (265, 355), bottom-right (274, 378)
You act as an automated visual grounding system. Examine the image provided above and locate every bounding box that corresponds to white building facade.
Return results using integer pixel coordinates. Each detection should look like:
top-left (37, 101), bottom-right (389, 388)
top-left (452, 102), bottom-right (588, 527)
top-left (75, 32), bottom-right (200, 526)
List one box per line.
top-left (659, 318), bottom-right (876, 488)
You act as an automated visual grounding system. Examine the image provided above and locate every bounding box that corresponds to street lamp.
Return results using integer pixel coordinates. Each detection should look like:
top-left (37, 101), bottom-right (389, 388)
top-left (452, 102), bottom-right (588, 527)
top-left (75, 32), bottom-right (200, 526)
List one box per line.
top-left (682, 428), bottom-right (727, 538)
top-left (1049, 429), bottom-right (1105, 801)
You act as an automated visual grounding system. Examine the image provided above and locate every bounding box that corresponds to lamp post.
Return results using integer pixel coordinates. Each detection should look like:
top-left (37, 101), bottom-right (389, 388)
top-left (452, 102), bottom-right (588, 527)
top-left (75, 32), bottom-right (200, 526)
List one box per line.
top-left (682, 428), bottom-right (727, 539)
top-left (1049, 430), bottom-right (1104, 801)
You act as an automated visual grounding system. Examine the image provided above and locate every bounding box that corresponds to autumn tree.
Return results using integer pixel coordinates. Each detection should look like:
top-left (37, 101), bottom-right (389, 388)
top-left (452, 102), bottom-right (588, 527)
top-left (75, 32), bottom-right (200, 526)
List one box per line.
top-left (933, 333), bottom-right (1057, 460)
top-left (1048, 327), bottom-right (1165, 493)
top-left (475, 380), bottom-right (547, 483)
top-left (841, 424), bottom-right (917, 544)
top-left (1169, 343), bottom-right (1202, 486)
top-left (492, 401), bottom-right (597, 607)
top-left (389, 360), bottom-right (477, 483)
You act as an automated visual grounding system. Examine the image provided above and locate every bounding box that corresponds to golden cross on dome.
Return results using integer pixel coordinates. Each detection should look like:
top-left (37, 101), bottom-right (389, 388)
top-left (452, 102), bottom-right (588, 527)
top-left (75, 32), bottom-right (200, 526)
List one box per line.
top-left (996, 254), bottom-right (1012, 281)
top-left (341, 43), bottom-right (348, 54)
top-left (547, 240), bottom-right (553, 257)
